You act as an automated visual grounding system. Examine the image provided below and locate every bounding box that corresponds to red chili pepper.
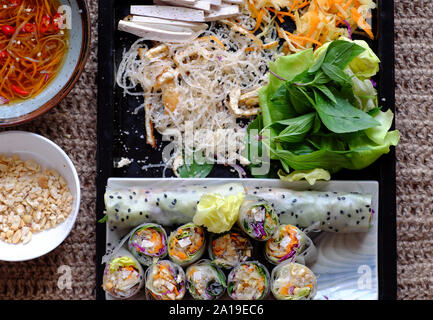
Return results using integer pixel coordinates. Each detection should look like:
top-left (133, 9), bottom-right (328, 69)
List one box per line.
top-left (22, 23), bottom-right (36, 33)
top-left (40, 15), bottom-right (52, 34)
top-left (11, 85), bottom-right (29, 96)
top-left (7, 0), bottom-right (22, 6)
top-left (0, 51), bottom-right (8, 62)
top-left (1, 25), bottom-right (15, 37)
top-left (52, 13), bottom-right (63, 31)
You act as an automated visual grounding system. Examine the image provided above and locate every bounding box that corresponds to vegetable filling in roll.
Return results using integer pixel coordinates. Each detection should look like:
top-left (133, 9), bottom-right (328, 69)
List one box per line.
top-left (271, 262), bottom-right (317, 300)
top-left (186, 259), bottom-right (227, 300)
top-left (265, 224), bottom-right (308, 265)
top-left (209, 231), bottom-right (253, 269)
top-left (227, 261), bottom-right (270, 300)
top-left (145, 260), bottom-right (186, 300)
top-left (128, 223), bottom-right (168, 266)
top-left (102, 255), bottom-right (144, 299)
top-left (238, 199), bottom-right (279, 241)
top-left (168, 223), bottom-right (206, 266)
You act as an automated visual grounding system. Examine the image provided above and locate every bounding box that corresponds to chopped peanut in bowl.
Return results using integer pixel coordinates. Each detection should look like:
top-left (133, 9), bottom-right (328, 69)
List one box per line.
top-left (0, 154), bottom-right (73, 245)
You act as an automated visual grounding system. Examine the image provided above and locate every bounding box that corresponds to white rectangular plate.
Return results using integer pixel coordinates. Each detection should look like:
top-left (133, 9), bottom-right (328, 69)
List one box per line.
top-left (104, 178), bottom-right (379, 300)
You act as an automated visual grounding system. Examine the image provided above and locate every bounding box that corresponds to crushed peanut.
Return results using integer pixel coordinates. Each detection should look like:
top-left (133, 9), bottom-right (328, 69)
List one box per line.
top-left (0, 154), bottom-right (74, 244)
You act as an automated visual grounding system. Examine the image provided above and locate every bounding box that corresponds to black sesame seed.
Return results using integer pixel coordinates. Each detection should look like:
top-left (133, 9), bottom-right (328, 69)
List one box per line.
top-left (145, 199), bottom-right (148, 202)
top-left (348, 214), bottom-right (351, 218)
top-left (117, 196), bottom-right (122, 199)
top-left (115, 209), bottom-right (119, 213)
top-left (325, 194), bottom-right (329, 197)
top-left (128, 208), bottom-right (131, 213)
top-left (126, 216), bottom-right (129, 220)
top-left (356, 209), bottom-right (359, 213)
top-left (327, 212), bottom-right (331, 215)
top-left (369, 208), bottom-right (372, 213)
top-left (335, 229), bottom-right (339, 232)
top-left (295, 214), bottom-right (298, 218)
top-left (326, 217), bottom-right (330, 221)
top-left (340, 210), bottom-right (344, 214)
top-left (329, 226), bottom-right (333, 230)
top-left (113, 226), bottom-right (117, 229)
top-left (268, 188), bottom-right (272, 191)
top-left (337, 197), bottom-right (341, 200)
top-left (291, 212), bottom-right (294, 216)
top-left (156, 202), bottom-right (159, 206)
top-left (229, 187), bottom-right (233, 191)
top-left (282, 194), bottom-right (286, 199)
top-left (366, 205), bottom-right (370, 208)
top-left (361, 216), bottom-right (365, 220)
top-left (253, 191), bottom-right (257, 194)
top-left (133, 192), bottom-right (136, 195)
top-left (164, 194), bottom-right (167, 198)
top-left (342, 197), bottom-right (346, 200)
top-left (109, 195), bottom-right (113, 199)
top-left (292, 199), bottom-right (297, 203)
top-left (139, 212), bottom-right (143, 215)
top-left (121, 218), bottom-right (124, 222)
top-left (145, 215), bottom-right (149, 218)
top-left (129, 196), bottom-right (133, 200)
top-left (356, 221), bottom-right (360, 225)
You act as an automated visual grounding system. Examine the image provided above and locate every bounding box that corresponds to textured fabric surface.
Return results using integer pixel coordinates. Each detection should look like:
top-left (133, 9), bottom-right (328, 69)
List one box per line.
top-left (0, 0), bottom-right (428, 300)
top-left (0, 0), bottom-right (98, 299)
top-left (395, 0), bottom-right (433, 300)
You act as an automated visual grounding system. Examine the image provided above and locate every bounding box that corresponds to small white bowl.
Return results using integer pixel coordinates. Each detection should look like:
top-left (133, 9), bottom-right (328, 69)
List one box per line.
top-left (0, 131), bottom-right (80, 261)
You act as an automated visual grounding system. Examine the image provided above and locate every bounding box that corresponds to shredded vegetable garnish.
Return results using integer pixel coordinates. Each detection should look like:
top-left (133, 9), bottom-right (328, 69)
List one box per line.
top-left (243, 0), bottom-right (376, 52)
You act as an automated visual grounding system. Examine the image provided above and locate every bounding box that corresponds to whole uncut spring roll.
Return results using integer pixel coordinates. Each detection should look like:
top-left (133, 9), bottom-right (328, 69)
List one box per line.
top-left (105, 183), bottom-right (245, 229)
top-left (271, 261), bottom-right (317, 300)
top-left (186, 259), bottom-right (227, 300)
top-left (145, 260), bottom-right (186, 300)
top-left (102, 248), bottom-right (145, 299)
top-left (128, 223), bottom-right (168, 266)
top-left (265, 224), bottom-right (317, 265)
top-left (249, 187), bottom-right (373, 233)
top-left (237, 199), bottom-right (279, 241)
top-left (209, 231), bottom-right (253, 269)
top-left (227, 261), bottom-right (270, 300)
top-left (168, 223), bottom-right (206, 267)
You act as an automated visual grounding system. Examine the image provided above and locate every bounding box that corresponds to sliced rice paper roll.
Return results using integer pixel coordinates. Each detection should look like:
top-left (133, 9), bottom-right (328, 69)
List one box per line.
top-left (168, 223), bottom-right (206, 267)
top-left (186, 259), bottom-right (227, 300)
top-left (227, 261), bottom-right (270, 300)
top-left (209, 231), bottom-right (253, 269)
top-left (128, 223), bottom-right (168, 266)
top-left (102, 248), bottom-right (145, 299)
top-left (105, 183), bottom-right (245, 229)
top-left (265, 224), bottom-right (317, 265)
top-left (145, 260), bottom-right (186, 300)
top-left (250, 187), bottom-right (373, 233)
top-left (271, 261), bottom-right (317, 300)
top-left (237, 198), bottom-right (279, 241)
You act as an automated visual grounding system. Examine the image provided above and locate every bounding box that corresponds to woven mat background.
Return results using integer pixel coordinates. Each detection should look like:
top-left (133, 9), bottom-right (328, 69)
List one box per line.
top-left (0, 0), bottom-right (429, 300)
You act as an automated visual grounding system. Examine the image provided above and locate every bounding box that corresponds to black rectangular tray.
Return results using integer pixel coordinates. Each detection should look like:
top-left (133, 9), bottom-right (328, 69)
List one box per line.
top-left (96, 0), bottom-right (397, 300)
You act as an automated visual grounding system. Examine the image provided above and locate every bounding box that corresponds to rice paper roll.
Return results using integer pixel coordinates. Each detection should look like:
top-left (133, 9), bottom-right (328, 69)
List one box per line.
top-left (168, 223), bottom-right (206, 267)
top-left (251, 187), bottom-right (373, 233)
top-left (271, 261), bottom-right (317, 300)
top-left (128, 223), bottom-right (168, 266)
top-left (237, 198), bottom-right (279, 241)
top-left (227, 261), bottom-right (270, 300)
top-left (209, 231), bottom-right (253, 269)
top-left (265, 224), bottom-right (317, 265)
top-left (105, 183), bottom-right (245, 229)
top-left (145, 260), bottom-right (186, 300)
top-left (186, 259), bottom-right (226, 300)
top-left (102, 248), bottom-right (145, 299)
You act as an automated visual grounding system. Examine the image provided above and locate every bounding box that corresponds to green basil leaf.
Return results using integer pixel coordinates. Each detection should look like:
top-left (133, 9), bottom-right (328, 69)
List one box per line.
top-left (273, 113), bottom-right (316, 143)
top-left (323, 40), bottom-right (366, 70)
top-left (321, 63), bottom-right (352, 87)
top-left (178, 155), bottom-right (214, 178)
top-left (314, 91), bottom-right (380, 133)
top-left (286, 85), bottom-right (315, 114)
top-left (313, 84), bottom-right (337, 104)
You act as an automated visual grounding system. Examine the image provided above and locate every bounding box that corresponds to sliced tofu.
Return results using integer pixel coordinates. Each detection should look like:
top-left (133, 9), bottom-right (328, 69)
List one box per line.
top-left (118, 20), bottom-right (203, 42)
top-left (125, 15), bottom-right (208, 33)
top-left (222, 0), bottom-right (243, 4)
top-left (154, 0), bottom-right (212, 12)
top-left (205, 4), bottom-right (239, 21)
top-left (130, 5), bottom-right (205, 22)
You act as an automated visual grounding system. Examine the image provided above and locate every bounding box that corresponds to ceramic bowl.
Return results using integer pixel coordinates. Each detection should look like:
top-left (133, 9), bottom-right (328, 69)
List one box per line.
top-left (0, 131), bottom-right (81, 261)
top-left (0, 0), bottom-right (91, 127)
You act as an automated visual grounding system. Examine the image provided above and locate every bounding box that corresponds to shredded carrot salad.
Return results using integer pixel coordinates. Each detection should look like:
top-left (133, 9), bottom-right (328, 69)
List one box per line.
top-left (245, 0), bottom-right (376, 52)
